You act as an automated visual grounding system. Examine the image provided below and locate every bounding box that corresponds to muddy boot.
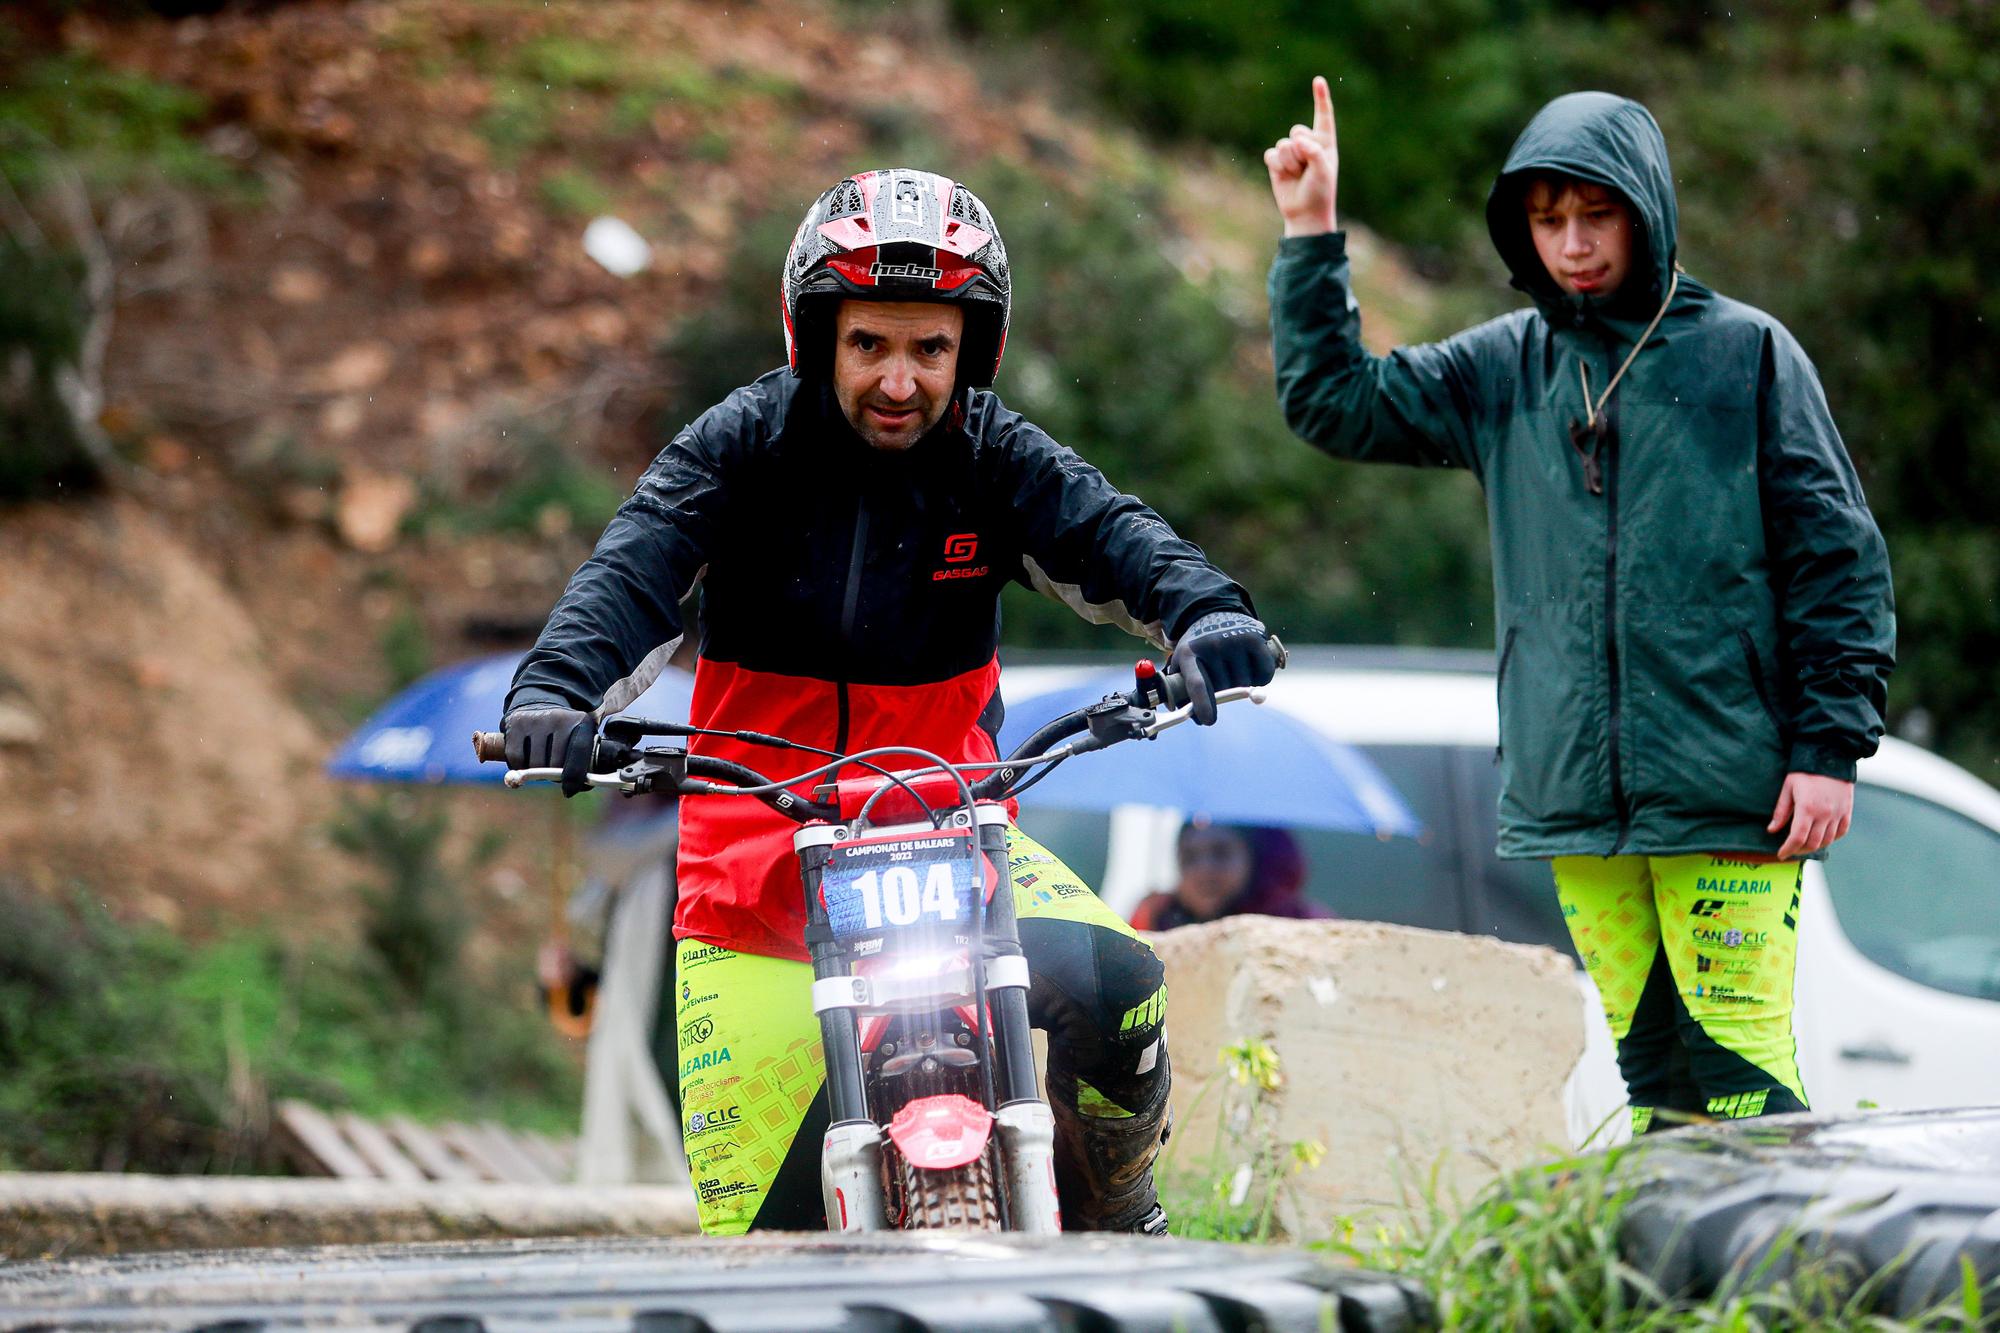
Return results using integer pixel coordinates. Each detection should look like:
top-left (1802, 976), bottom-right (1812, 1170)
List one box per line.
top-left (1046, 1045), bottom-right (1173, 1234)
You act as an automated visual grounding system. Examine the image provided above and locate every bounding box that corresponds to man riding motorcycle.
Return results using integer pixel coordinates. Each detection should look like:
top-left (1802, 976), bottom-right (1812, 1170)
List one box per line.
top-left (503, 168), bottom-right (1278, 1234)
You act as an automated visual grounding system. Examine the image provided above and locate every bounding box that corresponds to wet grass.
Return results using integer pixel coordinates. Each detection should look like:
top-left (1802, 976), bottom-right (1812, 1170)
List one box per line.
top-left (1319, 1149), bottom-right (1995, 1331)
top-left (1161, 1040), bottom-right (1995, 1330)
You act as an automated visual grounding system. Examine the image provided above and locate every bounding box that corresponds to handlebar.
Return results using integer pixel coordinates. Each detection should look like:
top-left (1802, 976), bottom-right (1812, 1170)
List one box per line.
top-left (478, 639), bottom-right (1282, 825)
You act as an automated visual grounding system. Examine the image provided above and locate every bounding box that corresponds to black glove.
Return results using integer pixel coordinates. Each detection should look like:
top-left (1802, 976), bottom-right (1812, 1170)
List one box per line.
top-left (503, 704), bottom-right (596, 793)
top-left (1166, 611), bottom-right (1280, 726)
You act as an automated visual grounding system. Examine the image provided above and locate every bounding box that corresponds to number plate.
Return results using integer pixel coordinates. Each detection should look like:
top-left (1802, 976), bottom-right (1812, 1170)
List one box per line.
top-left (820, 829), bottom-right (987, 940)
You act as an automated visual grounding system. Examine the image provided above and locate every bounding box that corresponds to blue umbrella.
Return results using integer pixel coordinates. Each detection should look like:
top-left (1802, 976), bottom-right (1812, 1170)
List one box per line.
top-left (326, 652), bottom-right (695, 785)
top-left (995, 674), bottom-right (1420, 836)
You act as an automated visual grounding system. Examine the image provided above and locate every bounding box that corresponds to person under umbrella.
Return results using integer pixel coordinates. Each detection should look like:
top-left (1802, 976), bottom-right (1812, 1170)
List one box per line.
top-left (1130, 819), bottom-right (1330, 931)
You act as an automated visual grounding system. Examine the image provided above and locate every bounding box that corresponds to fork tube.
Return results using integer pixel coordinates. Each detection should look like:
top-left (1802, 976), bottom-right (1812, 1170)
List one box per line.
top-left (977, 818), bottom-right (1040, 1105)
top-left (798, 839), bottom-right (869, 1125)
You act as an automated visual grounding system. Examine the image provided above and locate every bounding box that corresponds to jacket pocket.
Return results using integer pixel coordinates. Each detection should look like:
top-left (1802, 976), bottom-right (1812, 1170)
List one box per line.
top-left (1622, 605), bottom-right (1787, 830)
top-left (1736, 629), bottom-right (1786, 740)
top-left (1495, 603), bottom-right (1612, 833)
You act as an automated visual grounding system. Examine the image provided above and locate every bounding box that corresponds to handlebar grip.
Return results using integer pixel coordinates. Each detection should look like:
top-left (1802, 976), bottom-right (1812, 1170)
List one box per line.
top-left (473, 731), bottom-right (506, 763)
top-left (1154, 669), bottom-right (1192, 710)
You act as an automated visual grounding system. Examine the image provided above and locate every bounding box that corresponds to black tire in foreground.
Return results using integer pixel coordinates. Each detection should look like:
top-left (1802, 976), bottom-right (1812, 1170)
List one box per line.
top-left (1617, 1106), bottom-right (2000, 1319)
top-left (0, 1232), bottom-right (1436, 1333)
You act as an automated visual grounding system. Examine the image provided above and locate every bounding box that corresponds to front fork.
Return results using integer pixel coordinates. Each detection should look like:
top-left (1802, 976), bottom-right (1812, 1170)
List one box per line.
top-left (795, 808), bottom-right (1059, 1232)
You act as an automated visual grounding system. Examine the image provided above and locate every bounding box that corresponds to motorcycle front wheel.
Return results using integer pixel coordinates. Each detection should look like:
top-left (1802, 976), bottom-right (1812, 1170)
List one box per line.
top-left (891, 1141), bottom-right (1003, 1230)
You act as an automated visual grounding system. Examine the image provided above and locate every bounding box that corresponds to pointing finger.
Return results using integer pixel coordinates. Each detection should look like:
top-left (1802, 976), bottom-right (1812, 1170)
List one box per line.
top-left (1313, 75), bottom-right (1335, 141)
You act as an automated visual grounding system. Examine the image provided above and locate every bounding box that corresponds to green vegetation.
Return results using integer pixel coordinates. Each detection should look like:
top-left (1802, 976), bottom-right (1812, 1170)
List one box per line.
top-left (0, 51), bottom-right (241, 195)
top-left (1158, 1037), bottom-right (1326, 1243)
top-left (0, 809), bottom-right (580, 1172)
top-left (0, 49), bottom-right (251, 501)
top-left (479, 81), bottom-right (561, 164)
top-left (379, 603), bottom-right (434, 693)
top-left (477, 32), bottom-right (797, 164)
top-left (0, 235), bottom-right (97, 500)
top-left (1164, 1039), bottom-right (1994, 1328)
top-left (418, 429), bottom-right (625, 541)
top-left (1344, 1150), bottom-right (1992, 1330)
top-left (537, 165), bottom-right (615, 219)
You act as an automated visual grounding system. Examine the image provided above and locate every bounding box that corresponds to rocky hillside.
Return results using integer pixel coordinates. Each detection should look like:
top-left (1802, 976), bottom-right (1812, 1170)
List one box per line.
top-left (1, 0), bottom-right (1437, 933)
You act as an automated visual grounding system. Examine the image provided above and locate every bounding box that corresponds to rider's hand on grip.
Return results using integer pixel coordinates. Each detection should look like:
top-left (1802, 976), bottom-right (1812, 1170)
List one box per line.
top-left (1165, 611), bottom-right (1280, 726)
top-left (502, 705), bottom-right (597, 795)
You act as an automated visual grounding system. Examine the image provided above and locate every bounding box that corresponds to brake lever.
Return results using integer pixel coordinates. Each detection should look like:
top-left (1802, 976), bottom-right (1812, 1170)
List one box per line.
top-left (504, 767), bottom-right (633, 791)
top-left (1140, 685), bottom-right (1267, 737)
top-left (504, 742), bottom-right (682, 793)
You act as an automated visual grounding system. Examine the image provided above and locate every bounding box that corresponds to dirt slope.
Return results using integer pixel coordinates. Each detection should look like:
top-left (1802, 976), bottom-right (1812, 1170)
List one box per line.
top-left (0, 499), bottom-right (343, 932)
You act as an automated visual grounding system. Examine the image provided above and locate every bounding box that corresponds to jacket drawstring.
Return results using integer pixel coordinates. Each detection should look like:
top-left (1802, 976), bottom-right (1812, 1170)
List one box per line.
top-left (1569, 266), bottom-right (1682, 495)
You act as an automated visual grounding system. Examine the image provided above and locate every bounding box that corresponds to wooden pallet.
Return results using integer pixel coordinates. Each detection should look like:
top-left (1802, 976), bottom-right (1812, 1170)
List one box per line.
top-left (273, 1101), bottom-right (576, 1186)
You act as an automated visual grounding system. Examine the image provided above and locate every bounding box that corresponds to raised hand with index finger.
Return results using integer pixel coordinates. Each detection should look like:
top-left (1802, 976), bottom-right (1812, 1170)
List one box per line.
top-left (1264, 75), bottom-right (1339, 237)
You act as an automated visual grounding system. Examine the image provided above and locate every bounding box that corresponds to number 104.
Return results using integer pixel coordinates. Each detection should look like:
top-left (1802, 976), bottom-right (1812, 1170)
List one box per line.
top-left (850, 864), bottom-right (961, 928)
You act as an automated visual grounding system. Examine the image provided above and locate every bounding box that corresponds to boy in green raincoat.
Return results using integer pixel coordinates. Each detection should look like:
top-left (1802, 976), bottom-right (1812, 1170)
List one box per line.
top-left (1264, 82), bottom-right (1895, 1130)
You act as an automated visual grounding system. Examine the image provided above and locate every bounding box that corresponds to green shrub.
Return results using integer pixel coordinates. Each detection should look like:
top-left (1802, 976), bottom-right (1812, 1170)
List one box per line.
top-left (479, 82), bottom-right (559, 163)
top-left (329, 791), bottom-right (490, 1006)
top-left (537, 166), bottom-right (613, 219)
top-left (422, 429), bottom-right (625, 540)
top-left (0, 52), bottom-right (240, 195)
top-left (0, 890), bottom-right (246, 1172)
top-left (0, 234), bottom-right (101, 500)
top-left (0, 873), bottom-right (582, 1173)
top-left (379, 603), bottom-right (433, 693)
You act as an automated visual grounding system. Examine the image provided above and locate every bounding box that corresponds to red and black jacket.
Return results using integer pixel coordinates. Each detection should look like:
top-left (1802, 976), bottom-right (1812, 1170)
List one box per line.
top-left (509, 368), bottom-right (1252, 961)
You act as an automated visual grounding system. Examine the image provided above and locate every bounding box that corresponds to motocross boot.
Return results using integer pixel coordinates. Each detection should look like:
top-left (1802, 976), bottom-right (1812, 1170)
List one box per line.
top-left (1045, 1041), bottom-right (1173, 1234)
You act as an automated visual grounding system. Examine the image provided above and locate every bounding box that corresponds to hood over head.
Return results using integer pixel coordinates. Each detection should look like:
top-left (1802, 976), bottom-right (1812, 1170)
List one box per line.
top-left (1486, 92), bottom-right (1679, 322)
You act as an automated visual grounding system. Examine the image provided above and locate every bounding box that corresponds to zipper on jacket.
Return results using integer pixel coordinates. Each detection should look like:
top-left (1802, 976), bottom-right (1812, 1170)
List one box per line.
top-left (833, 496), bottom-right (871, 758)
top-left (1602, 397), bottom-right (1630, 851)
top-left (1494, 626), bottom-right (1518, 765)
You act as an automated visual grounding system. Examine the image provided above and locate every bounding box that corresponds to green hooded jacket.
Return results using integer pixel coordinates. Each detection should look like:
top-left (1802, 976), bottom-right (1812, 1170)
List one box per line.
top-left (1269, 91), bottom-right (1895, 859)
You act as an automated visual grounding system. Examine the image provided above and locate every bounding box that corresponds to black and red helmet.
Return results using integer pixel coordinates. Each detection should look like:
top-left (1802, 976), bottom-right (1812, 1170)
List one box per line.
top-left (782, 168), bottom-right (1011, 387)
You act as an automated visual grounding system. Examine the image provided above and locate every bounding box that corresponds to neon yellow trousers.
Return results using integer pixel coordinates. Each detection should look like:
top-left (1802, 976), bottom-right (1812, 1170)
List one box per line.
top-left (1554, 853), bottom-right (1807, 1134)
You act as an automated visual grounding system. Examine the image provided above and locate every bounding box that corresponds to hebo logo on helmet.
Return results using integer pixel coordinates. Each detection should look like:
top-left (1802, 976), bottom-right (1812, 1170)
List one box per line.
top-left (871, 260), bottom-right (945, 282)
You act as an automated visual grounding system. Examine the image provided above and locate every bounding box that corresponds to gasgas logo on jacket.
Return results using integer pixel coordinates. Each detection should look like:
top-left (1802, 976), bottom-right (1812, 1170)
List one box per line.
top-left (933, 531), bottom-right (989, 582)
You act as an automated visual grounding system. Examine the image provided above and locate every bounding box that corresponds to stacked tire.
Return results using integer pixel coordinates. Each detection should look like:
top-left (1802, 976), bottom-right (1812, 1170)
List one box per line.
top-left (1617, 1106), bottom-right (2000, 1320)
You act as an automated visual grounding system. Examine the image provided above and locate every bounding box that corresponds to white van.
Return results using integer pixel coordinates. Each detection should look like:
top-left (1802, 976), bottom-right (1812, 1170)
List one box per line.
top-left (1000, 646), bottom-right (2000, 1146)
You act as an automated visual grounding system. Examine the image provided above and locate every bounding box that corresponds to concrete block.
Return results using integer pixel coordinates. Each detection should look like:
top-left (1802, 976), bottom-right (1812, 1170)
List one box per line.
top-left (1148, 916), bottom-right (1584, 1239)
